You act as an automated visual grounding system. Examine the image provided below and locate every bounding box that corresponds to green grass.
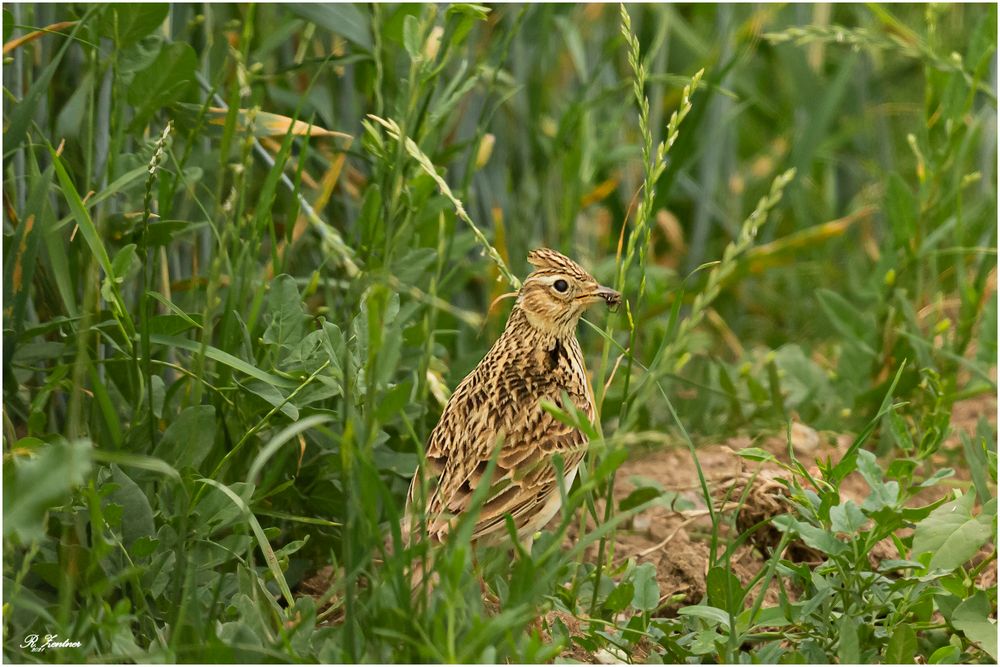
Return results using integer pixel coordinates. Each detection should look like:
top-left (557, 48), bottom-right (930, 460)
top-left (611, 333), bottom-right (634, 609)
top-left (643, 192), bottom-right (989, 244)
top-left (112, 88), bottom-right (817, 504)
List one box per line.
top-left (2, 3), bottom-right (997, 663)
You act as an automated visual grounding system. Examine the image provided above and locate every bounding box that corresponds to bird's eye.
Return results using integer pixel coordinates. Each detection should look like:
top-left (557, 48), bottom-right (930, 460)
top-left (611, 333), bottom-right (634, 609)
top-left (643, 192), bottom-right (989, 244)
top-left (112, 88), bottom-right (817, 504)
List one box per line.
top-left (553, 279), bottom-right (569, 293)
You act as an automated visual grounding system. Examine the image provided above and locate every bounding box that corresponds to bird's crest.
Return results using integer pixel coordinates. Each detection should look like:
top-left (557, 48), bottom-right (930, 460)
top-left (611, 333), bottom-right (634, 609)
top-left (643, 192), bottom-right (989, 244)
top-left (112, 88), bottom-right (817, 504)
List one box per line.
top-left (526, 248), bottom-right (592, 281)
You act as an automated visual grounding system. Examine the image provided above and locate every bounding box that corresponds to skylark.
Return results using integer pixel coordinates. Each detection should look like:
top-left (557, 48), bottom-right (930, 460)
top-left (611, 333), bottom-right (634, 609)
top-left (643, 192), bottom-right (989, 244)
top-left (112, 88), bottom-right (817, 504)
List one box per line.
top-left (404, 248), bottom-right (621, 548)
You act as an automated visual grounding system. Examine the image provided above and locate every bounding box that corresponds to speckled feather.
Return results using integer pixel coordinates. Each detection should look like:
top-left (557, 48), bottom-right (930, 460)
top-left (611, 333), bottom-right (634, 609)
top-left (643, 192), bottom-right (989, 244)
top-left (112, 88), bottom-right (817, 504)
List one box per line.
top-left (405, 248), bottom-right (620, 545)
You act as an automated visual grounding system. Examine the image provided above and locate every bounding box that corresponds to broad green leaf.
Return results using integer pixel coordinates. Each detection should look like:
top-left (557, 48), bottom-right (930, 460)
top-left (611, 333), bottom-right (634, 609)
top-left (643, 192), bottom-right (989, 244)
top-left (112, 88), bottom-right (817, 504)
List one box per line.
top-left (912, 492), bottom-right (995, 571)
top-left (603, 581), bottom-right (634, 613)
top-left (402, 14), bottom-right (420, 60)
top-left (374, 381), bottom-right (413, 423)
top-left (287, 4), bottom-right (372, 50)
top-left (153, 405), bottom-right (216, 470)
top-left (106, 466), bottom-right (155, 547)
top-left (952, 591), bottom-right (997, 659)
top-left (740, 605), bottom-right (791, 629)
top-left (240, 380), bottom-right (298, 420)
top-left (3, 440), bottom-right (92, 542)
top-left (127, 41), bottom-right (197, 130)
top-left (262, 275), bottom-right (306, 352)
top-left (98, 4), bottom-right (169, 46)
top-left (885, 407), bottom-right (915, 452)
top-left (446, 4), bottom-right (491, 20)
top-left (706, 566), bottom-right (743, 612)
top-left (856, 449), bottom-right (899, 511)
top-left (678, 604), bottom-right (731, 630)
top-left (630, 562), bottom-right (659, 611)
top-left (837, 614), bottom-right (860, 664)
top-left (928, 645), bottom-right (961, 663)
top-left (619, 487), bottom-right (661, 512)
top-left (772, 515), bottom-right (847, 556)
top-left (884, 623), bottom-right (917, 663)
top-left (830, 500), bottom-right (867, 534)
top-left (815, 289), bottom-right (876, 357)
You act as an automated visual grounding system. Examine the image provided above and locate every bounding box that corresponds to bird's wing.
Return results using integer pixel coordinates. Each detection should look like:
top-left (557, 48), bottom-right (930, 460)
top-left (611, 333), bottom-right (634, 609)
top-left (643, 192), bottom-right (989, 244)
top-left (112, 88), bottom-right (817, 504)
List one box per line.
top-left (406, 372), bottom-right (591, 544)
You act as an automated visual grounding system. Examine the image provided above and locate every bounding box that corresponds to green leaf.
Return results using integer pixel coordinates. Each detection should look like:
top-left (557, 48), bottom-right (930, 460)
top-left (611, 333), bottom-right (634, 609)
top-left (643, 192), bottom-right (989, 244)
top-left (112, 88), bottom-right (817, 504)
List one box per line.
top-left (952, 591), bottom-right (997, 659)
top-left (402, 14), bottom-right (420, 59)
top-left (287, 4), bottom-right (372, 50)
top-left (262, 275), bottom-right (306, 352)
top-left (375, 381), bottom-right (413, 423)
top-left (706, 565), bottom-right (743, 613)
top-left (445, 4), bottom-right (491, 20)
top-left (98, 4), bottom-right (169, 46)
top-left (50, 147), bottom-right (135, 343)
top-left (856, 449), bottom-right (899, 511)
top-left (735, 447), bottom-right (779, 464)
top-left (246, 414), bottom-right (333, 484)
top-left (837, 614), bottom-right (860, 664)
top-left (127, 41), bottom-right (197, 130)
top-left (885, 407), bottom-right (914, 452)
top-left (918, 468), bottom-right (955, 488)
top-left (3, 440), bottom-right (93, 542)
top-left (150, 334), bottom-right (297, 388)
top-left (130, 535), bottom-right (159, 560)
top-left (885, 172), bottom-right (917, 247)
top-left (90, 449), bottom-right (179, 480)
top-left (678, 604), bottom-right (731, 630)
top-left (961, 431), bottom-right (993, 502)
top-left (106, 466), bottom-right (155, 547)
top-left (240, 380), bottom-right (298, 420)
top-left (153, 405), bottom-right (216, 471)
top-left (50, 150), bottom-right (113, 277)
top-left (928, 645), bottom-right (961, 663)
top-left (146, 291), bottom-right (201, 329)
top-left (830, 500), bottom-right (867, 534)
top-left (630, 562), bottom-right (660, 611)
top-left (111, 243), bottom-right (139, 281)
top-left (619, 487), bottom-right (662, 512)
top-left (912, 492), bottom-right (995, 571)
top-left (772, 515), bottom-right (847, 556)
top-left (884, 623), bottom-right (917, 663)
top-left (196, 478), bottom-right (295, 609)
top-left (603, 581), bottom-right (634, 613)
top-left (815, 289), bottom-right (876, 357)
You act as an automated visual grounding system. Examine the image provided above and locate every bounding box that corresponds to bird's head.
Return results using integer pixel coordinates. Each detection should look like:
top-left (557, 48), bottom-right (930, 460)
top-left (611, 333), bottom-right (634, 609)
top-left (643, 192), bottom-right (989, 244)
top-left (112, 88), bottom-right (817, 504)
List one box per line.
top-left (516, 248), bottom-right (621, 335)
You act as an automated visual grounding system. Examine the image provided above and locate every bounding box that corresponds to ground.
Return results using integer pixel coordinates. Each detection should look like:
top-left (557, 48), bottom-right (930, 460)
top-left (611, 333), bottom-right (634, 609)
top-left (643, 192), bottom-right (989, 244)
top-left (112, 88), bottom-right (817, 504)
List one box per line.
top-left (298, 392), bottom-right (997, 659)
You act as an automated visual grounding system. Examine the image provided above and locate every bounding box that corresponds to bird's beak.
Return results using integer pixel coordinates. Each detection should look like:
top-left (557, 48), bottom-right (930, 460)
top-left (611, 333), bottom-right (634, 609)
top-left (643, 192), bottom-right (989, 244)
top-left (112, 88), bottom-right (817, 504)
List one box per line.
top-left (594, 285), bottom-right (621, 312)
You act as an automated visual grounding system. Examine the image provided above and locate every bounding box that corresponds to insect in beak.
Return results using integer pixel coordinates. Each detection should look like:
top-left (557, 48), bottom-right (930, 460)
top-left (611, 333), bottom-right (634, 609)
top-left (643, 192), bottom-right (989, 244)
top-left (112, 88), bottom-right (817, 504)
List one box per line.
top-left (595, 286), bottom-right (621, 312)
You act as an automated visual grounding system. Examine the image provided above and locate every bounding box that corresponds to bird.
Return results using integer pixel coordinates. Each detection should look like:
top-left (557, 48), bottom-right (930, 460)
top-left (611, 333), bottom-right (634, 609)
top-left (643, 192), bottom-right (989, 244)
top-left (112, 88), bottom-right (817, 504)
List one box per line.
top-left (403, 248), bottom-right (621, 552)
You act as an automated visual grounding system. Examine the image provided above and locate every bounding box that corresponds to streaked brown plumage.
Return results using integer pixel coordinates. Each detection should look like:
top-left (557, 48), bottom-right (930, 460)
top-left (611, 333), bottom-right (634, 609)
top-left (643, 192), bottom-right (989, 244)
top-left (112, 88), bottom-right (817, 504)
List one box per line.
top-left (404, 248), bottom-right (620, 547)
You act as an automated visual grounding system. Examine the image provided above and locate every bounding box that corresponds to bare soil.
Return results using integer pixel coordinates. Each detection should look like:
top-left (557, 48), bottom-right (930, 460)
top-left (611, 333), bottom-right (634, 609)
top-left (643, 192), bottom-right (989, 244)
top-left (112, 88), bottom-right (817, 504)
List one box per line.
top-left (551, 392), bottom-right (997, 659)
